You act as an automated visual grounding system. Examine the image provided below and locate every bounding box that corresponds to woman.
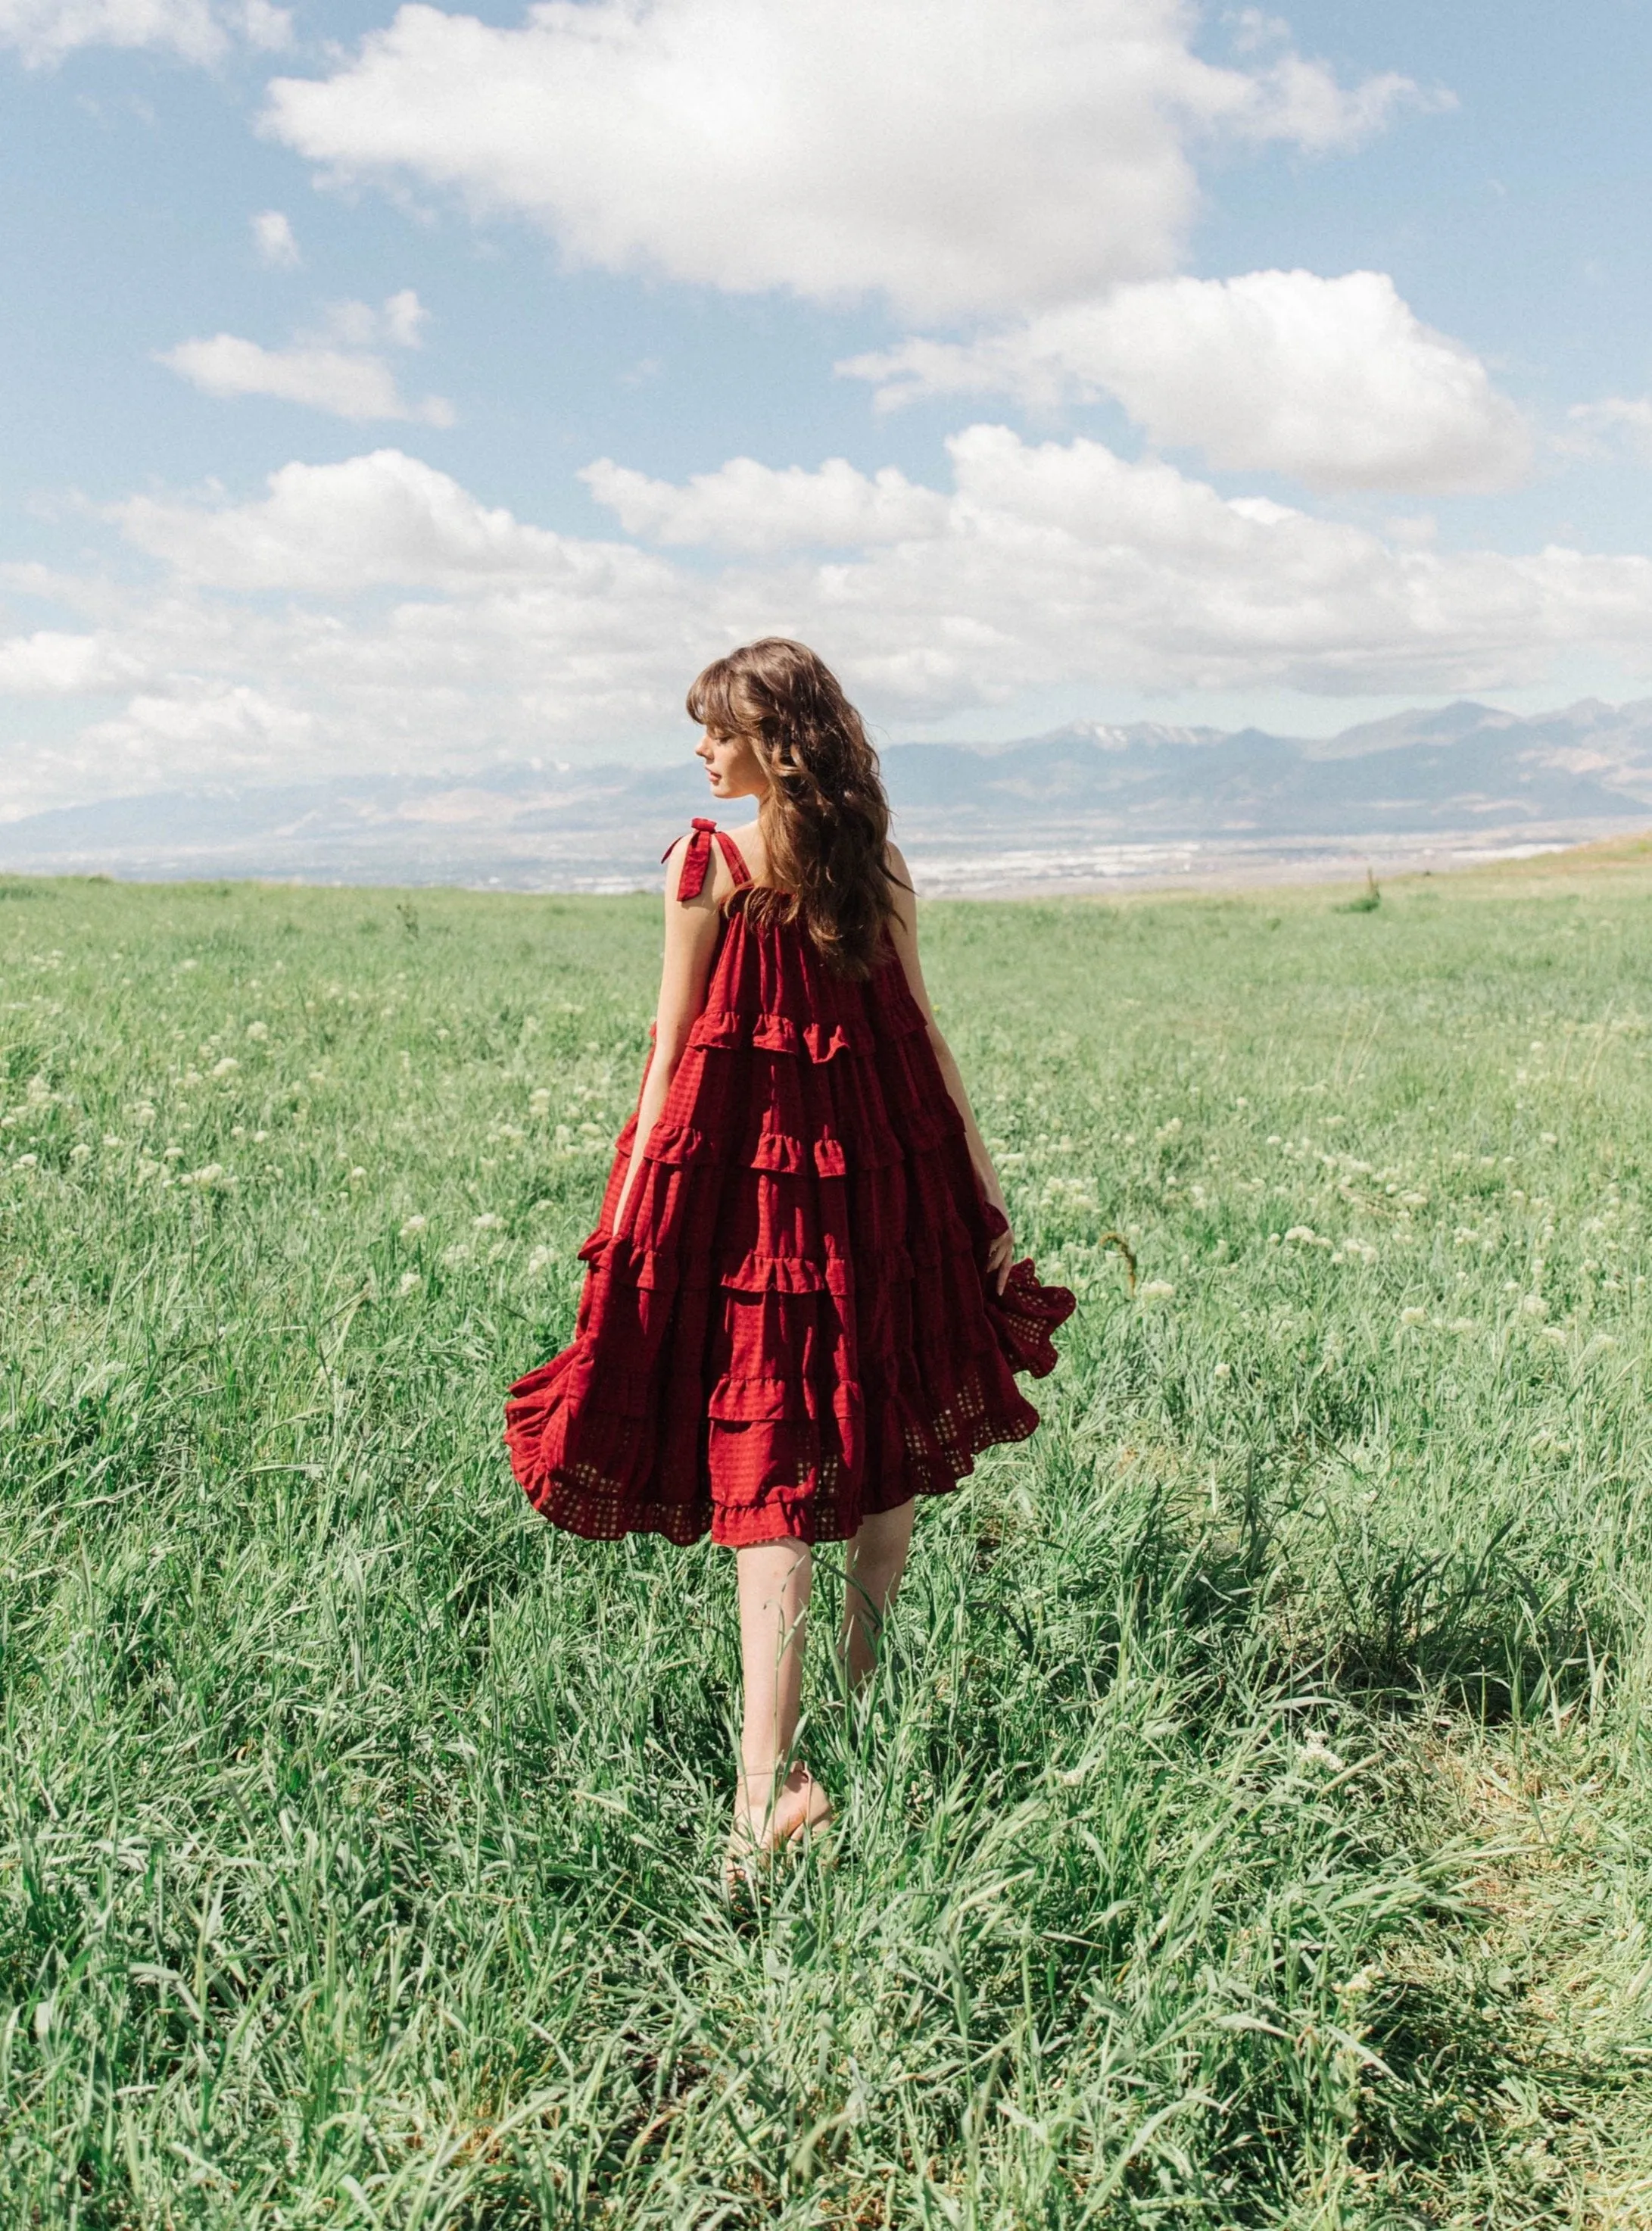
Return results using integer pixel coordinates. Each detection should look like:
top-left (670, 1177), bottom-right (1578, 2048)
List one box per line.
top-left (505, 639), bottom-right (1073, 1876)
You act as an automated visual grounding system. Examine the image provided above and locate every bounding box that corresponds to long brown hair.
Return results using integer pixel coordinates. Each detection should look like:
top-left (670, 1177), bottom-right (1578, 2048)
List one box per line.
top-left (686, 639), bottom-right (901, 978)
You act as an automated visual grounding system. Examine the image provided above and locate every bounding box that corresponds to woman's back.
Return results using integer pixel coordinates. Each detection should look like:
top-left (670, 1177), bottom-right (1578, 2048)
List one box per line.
top-left (503, 637), bottom-right (1074, 1876)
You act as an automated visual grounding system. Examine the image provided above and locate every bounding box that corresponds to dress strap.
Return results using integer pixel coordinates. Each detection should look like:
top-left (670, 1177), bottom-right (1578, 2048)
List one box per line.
top-left (666, 816), bottom-right (753, 900)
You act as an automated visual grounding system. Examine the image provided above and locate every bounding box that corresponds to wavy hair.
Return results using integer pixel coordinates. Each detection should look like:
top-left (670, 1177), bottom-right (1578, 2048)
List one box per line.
top-left (686, 639), bottom-right (901, 978)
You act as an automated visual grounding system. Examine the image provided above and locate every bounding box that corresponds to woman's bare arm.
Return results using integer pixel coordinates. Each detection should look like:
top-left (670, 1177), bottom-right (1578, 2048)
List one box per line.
top-left (612, 836), bottom-right (728, 1231)
top-left (884, 844), bottom-right (1015, 1292)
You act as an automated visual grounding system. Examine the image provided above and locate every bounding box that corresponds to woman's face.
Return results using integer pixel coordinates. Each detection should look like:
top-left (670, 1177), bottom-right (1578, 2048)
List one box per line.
top-left (695, 723), bottom-right (770, 802)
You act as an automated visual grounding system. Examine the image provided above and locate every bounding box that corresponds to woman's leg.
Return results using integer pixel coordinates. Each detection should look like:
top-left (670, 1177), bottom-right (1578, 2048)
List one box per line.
top-left (734, 1541), bottom-right (827, 1851)
top-left (840, 1499), bottom-right (915, 1689)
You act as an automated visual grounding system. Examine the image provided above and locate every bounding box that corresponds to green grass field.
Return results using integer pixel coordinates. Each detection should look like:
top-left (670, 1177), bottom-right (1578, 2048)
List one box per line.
top-left (5, 848), bottom-right (1652, 2227)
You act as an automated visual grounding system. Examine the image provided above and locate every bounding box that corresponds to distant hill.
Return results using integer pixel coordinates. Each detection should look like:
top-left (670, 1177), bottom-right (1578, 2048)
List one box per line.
top-left (4, 697), bottom-right (1650, 891)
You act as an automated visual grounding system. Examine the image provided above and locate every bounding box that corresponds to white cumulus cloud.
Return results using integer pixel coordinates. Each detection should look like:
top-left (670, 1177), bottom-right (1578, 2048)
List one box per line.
top-left (111, 447), bottom-right (647, 591)
top-left (581, 455), bottom-right (949, 551)
top-left (263, 0), bottom-right (1431, 322)
top-left (157, 292), bottom-right (453, 424)
top-left (5, 435), bottom-right (1650, 814)
top-left (0, 630), bottom-right (145, 693)
top-left (251, 210), bottom-right (302, 268)
top-left (0, 0), bottom-right (285, 62)
top-left (843, 270), bottom-right (1530, 495)
top-left (1566, 396), bottom-right (1652, 465)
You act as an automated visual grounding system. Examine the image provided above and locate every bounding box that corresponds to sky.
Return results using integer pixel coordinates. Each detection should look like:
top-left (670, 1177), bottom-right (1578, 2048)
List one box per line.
top-left (3, 0), bottom-right (1652, 815)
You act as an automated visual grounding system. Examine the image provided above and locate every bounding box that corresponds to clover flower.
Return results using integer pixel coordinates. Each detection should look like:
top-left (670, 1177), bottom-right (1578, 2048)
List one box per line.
top-left (1300, 1734), bottom-right (1346, 1773)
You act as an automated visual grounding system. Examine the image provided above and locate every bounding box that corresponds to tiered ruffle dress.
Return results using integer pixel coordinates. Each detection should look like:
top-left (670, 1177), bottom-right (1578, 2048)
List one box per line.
top-left (504, 819), bottom-right (1075, 1546)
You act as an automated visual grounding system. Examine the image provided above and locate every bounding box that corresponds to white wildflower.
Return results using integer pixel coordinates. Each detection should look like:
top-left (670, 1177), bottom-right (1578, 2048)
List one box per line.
top-left (442, 1241), bottom-right (472, 1268)
top-left (211, 1056), bottom-right (239, 1078)
top-left (70, 1142), bottom-right (91, 1163)
top-left (182, 1162), bottom-right (224, 1187)
top-left (527, 1244), bottom-right (557, 1276)
top-left (397, 1270), bottom-right (422, 1297)
top-left (1213, 1361), bottom-right (1230, 1381)
top-left (348, 1166), bottom-right (366, 1181)
top-left (1300, 1734), bottom-right (1346, 1772)
top-left (1541, 1326), bottom-right (1569, 1346)
top-left (1539, 1131), bottom-right (1558, 1147)
top-left (1284, 1225), bottom-right (1317, 1244)
top-left (1335, 1968), bottom-right (1377, 1998)
top-left (1399, 1306), bottom-right (1428, 1327)
top-left (13, 1153), bottom-right (38, 1169)
top-left (102, 1134), bottom-right (123, 1148)
top-left (136, 1158), bottom-right (160, 1181)
top-left (1139, 1279), bottom-right (1175, 1300)
top-left (1519, 1293), bottom-right (1548, 1318)
top-left (474, 1212), bottom-right (504, 1231)
top-left (1454, 1227), bottom-right (1479, 1246)
top-left (1448, 1316), bottom-right (1477, 1335)
top-left (400, 1214), bottom-right (427, 1238)
top-left (245, 1021), bottom-right (269, 1041)
top-left (163, 1145), bottom-right (183, 1162)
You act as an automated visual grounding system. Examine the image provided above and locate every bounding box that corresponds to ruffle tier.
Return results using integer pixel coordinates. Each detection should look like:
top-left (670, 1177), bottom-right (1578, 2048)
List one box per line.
top-left (504, 902), bottom-right (1075, 1546)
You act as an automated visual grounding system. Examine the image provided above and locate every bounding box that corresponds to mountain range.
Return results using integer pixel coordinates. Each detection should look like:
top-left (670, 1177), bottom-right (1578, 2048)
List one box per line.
top-left (3, 696), bottom-right (1650, 894)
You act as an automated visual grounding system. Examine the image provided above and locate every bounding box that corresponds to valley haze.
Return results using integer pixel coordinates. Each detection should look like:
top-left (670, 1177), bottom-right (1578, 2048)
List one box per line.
top-left (5, 695), bottom-right (1651, 897)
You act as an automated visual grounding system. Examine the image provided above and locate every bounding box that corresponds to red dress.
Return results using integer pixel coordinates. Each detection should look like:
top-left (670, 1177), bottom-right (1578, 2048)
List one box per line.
top-left (503, 820), bottom-right (1075, 1547)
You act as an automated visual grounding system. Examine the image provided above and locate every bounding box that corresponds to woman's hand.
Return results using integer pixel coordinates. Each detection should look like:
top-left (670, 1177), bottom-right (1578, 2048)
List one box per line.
top-left (976, 1163), bottom-right (1015, 1294)
top-left (984, 1218), bottom-right (1015, 1296)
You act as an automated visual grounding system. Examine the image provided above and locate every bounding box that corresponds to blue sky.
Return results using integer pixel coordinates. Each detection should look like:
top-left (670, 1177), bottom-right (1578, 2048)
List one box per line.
top-left (3, 0), bottom-right (1651, 811)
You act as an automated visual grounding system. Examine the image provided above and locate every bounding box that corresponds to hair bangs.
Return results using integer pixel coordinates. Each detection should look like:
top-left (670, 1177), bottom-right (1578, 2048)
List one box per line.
top-left (686, 657), bottom-right (745, 735)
